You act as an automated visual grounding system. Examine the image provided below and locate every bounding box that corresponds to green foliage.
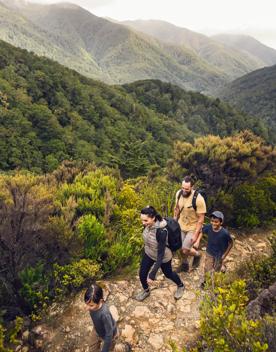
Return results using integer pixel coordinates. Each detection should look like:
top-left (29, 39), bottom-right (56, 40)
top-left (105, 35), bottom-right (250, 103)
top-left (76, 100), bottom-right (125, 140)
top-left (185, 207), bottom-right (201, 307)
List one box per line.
top-left (124, 80), bottom-right (269, 141)
top-left (0, 317), bottom-right (23, 352)
top-left (8, 317), bottom-right (23, 345)
top-left (53, 259), bottom-right (100, 296)
top-left (77, 215), bottom-right (108, 262)
top-left (0, 324), bottom-right (12, 352)
top-left (0, 40), bottom-right (273, 177)
top-left (19, 264), bottom-right (50, 317)
top-left (198, 274), bottom-right (269, 352)
top-left (167, 131), bottom-right (276, 199)
top-left (233, 182), bottom-right (276, 228)
top-left (219, 64), bottom-right (276, 143)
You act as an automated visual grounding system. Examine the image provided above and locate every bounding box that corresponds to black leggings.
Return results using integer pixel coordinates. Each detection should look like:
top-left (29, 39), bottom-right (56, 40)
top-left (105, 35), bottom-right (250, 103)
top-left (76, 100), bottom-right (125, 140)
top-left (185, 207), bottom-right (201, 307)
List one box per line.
top-left (139, 253), bottom-right (183, 290)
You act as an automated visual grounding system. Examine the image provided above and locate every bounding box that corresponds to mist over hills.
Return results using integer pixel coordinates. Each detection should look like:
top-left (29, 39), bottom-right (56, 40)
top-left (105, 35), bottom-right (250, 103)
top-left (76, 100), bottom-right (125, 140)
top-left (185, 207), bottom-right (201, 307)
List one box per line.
top-left (212, 34), bottom-right (276, 67)
top-left (217, 64), bottom-right (276, 143)
top-left (122, 19), bottom-right (274, 78)
top-left (0, 0), bottom-right (274, 93)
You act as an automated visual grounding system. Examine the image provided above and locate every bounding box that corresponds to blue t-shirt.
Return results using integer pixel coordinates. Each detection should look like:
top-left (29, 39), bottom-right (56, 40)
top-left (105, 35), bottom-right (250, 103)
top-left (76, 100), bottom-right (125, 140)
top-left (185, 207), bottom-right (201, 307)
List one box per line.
top-left (203, 224), bottom-right (232, 258)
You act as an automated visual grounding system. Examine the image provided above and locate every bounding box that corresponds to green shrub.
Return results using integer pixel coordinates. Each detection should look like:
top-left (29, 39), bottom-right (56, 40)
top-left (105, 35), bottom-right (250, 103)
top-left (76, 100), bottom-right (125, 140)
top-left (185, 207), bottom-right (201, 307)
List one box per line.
top-left (77, 214), bottom-right (108, 262)
top-left (0, 317), bottom-right (23, 352)
top-left (198, 274), bottom-right (269, 352)
top-left (19, 263), bottom-right (50, 314)
top-left (0, 324), bottom-right (12, 352)
top-left (232, 184), bottom-right (275, 228)
top-left (53, 259), bottom-right (100, 296)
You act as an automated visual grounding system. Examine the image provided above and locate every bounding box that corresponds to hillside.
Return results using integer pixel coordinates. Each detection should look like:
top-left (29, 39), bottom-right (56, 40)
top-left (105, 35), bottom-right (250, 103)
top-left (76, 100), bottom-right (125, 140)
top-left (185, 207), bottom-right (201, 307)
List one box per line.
top-left (121, 80), bottom-right (269, 141)
top-left (122, 19), bottom-right (266, 79)
top-left (212, 34), bottom-right (276, 66)
top-left (0, 0), bottom-right (229, 93)
top-left (0, 40), bottom-right (272, 175)
top-left (217, 64), bottom-right (276, 143)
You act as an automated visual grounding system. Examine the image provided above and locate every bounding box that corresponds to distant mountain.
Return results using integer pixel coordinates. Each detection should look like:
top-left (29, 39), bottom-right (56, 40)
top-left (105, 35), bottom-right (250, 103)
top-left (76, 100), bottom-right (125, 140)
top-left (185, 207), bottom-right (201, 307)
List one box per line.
top-left (217, 65), bottom-right (276, 143)
top-left (0, 0), bottom-right (228, 93)
top-left (0, 40), bottom-right (270, 176)
top-left (122, 20), bottom-right (269, 78)
top-left (212, 34), bottom-right (276, 66)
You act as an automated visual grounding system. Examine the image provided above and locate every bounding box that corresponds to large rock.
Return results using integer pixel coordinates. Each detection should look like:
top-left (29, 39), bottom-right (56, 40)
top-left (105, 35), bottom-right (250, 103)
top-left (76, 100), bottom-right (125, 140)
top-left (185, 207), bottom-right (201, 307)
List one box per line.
top-left (132, 306), bottom-right (151, 318)
top-left (110, 305), bottom-right (120, 322)
top-left (148, 334), bottom-right (163, 350)
top-left (121, 324), bottom-right (136, 344)
top-left (247, 282), bottom-right (276, 319)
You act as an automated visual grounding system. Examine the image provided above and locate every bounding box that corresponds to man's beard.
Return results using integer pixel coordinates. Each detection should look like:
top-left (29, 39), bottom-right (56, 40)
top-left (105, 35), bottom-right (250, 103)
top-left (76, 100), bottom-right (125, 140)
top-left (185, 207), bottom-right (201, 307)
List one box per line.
top-left (182, 190), bottom-right (191, 197)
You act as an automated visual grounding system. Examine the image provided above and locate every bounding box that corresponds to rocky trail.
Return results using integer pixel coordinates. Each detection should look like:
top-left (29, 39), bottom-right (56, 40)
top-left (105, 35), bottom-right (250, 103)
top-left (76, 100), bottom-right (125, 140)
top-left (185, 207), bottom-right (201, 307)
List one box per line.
top-left (23, 231), bottom-right (273, 352)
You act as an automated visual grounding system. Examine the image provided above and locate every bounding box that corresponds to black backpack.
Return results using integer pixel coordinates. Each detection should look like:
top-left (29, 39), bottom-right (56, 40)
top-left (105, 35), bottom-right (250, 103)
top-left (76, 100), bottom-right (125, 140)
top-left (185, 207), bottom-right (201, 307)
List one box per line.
top-left (156, 216), bottom-right (182, 252)
top-left (177, 189), bottom-right (207, 211)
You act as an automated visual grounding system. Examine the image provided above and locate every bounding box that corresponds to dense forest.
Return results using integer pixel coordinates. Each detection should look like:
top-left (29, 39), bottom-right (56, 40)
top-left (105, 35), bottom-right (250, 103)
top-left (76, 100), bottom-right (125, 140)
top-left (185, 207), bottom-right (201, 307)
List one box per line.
top-left (217, 64), bottom-right (276, 143)
top-left (0, 40), bottom-right (272, 179)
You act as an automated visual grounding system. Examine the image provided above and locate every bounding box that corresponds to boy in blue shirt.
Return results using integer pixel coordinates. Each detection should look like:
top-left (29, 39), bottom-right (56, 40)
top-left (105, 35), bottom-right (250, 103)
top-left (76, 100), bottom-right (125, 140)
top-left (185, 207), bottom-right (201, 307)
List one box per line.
top-left (201, 211), bottom-right (233, 288)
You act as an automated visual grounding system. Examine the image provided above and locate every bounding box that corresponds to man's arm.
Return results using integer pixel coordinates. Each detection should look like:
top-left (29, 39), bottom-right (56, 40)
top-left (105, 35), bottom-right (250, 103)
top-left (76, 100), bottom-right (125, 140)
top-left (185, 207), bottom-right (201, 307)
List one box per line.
top-left (173, 190), bottom-right (181, 220)
top-left (192, 213), bottom-right (205, 244)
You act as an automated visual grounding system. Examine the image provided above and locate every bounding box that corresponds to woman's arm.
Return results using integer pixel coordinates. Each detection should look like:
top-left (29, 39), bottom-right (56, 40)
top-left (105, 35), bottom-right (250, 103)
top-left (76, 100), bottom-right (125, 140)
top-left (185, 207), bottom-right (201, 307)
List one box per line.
top-left (148, 229), bottom-right (167, 280)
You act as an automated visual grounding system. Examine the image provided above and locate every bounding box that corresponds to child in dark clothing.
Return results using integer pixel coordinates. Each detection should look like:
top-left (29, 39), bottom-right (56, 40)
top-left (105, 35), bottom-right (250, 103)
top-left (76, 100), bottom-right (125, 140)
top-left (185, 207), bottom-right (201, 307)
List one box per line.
top-left (84, 284), bottom-right (130, 352)
top-left (201, 211), bottom-right (233, 288)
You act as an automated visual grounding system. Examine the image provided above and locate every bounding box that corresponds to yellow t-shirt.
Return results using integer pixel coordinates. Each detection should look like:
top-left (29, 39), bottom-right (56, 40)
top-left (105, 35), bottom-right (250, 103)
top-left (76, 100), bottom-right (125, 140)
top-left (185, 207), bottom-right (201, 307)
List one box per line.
top-left (176, 189), bottom-right (206, 232)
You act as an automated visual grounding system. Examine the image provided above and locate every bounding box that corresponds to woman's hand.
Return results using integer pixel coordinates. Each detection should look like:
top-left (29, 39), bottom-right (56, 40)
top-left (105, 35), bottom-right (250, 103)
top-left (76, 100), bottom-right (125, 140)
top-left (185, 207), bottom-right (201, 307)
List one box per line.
top-left (147, 278), bottom-right (154, 285)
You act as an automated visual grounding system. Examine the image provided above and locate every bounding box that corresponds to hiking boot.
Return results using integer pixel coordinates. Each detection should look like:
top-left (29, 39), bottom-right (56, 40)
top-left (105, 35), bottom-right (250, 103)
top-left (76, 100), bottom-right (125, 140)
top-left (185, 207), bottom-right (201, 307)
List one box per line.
top-left (176, 261), bottom-right (189, 273)
top-left (135, 289), bottom-right (150, 301)
top-left (192, 254), bottom-right (201, 269)
top-left (174, 284), bottom-right (185, 299)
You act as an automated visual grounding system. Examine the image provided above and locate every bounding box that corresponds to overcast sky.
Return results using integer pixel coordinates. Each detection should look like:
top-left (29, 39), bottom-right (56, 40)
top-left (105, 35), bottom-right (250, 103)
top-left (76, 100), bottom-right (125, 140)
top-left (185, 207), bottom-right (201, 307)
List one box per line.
top-left (32, 0), bottom-right (276, 49)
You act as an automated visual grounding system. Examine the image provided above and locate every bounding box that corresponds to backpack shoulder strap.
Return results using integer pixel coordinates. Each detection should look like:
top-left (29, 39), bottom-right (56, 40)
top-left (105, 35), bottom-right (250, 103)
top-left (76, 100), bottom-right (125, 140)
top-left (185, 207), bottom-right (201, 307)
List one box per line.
top-left (156, 227), bottom-right (168, 243)
top-left (192, 190), bottom-right (199, 211)
top-left (177, 189), bottom-right (183, 202)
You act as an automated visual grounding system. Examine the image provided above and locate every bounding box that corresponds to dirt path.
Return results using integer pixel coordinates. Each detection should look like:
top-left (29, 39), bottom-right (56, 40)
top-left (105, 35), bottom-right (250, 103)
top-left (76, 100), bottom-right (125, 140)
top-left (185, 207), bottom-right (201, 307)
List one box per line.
top-left (29, 231), bottom-right (273, 352)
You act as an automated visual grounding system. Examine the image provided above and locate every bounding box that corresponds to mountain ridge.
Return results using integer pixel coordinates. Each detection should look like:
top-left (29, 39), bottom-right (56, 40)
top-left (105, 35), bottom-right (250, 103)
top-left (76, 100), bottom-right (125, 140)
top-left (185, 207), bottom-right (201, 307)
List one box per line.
top-left (0, 1), bottom-right (272, 93)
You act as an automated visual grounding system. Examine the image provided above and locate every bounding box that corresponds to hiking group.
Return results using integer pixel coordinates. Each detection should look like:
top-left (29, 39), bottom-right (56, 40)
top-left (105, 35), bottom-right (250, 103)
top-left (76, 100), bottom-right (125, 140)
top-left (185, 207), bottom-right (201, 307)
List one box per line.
top-left (84, 175), bottom-right (233, 351)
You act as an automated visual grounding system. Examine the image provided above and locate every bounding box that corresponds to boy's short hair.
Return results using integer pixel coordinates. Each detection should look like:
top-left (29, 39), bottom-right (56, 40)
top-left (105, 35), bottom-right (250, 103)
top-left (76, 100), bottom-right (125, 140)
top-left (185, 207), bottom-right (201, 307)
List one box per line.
top-left (210, 211), bottom-right (224, 223)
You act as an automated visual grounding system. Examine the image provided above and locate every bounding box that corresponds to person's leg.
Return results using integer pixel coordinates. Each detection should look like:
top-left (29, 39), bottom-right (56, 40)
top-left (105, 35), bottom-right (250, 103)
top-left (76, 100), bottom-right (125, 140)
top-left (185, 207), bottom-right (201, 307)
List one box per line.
top-left (200, 253), bottom-right (214, 288)
top-left (139, 252), bottom-right (155, 290)
top-left (180, 231), bottom-right (201, 271)
top-left (214, 257), bottom-right (223, 272)
top-left (161, 260), bottom-right (185, 299)
top-left (177, 231), bottom-right (190, 272)
top-left (90, 328), bottom-right (101, 352)
top-left (136, 253), bottom-right (154, 301)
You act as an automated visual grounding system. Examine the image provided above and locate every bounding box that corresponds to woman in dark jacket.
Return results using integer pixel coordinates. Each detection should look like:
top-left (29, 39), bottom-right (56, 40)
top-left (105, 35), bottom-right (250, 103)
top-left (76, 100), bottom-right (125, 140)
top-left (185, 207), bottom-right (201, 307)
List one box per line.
top-left (135, 206), bottom-right (185, 301)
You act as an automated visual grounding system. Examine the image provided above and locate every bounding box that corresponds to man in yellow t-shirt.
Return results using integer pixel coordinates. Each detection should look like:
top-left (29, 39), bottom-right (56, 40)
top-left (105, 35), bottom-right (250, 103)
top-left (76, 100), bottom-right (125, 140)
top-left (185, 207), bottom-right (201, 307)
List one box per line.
top-left (174, 176), bottom-right (206, 272)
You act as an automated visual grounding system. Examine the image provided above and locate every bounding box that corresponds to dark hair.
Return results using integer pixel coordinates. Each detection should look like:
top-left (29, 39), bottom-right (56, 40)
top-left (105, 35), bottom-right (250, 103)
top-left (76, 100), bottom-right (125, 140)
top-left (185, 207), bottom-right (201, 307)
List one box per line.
top-left (141, 205), bottom-right (162, 221)
top-left (182, 176), bottom-right (194, 186)
top-left (84, 283), bottom-right (103, 304)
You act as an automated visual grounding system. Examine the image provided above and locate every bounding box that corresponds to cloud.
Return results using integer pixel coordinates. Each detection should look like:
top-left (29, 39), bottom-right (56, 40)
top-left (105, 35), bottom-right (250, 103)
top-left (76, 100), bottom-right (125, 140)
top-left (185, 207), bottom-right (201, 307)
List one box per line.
top-left (31, 0), bottom-right (115, 9)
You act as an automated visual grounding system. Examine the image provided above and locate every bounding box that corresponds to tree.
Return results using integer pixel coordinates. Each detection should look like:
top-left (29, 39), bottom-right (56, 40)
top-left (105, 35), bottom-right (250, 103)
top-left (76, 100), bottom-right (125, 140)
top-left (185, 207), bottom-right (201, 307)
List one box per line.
top-left (0, 173), bottom-right (55, 315)
top-left (167, 131), bottom-right (276, 196)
